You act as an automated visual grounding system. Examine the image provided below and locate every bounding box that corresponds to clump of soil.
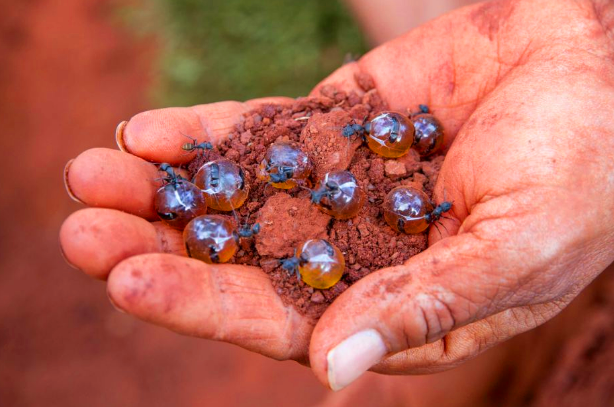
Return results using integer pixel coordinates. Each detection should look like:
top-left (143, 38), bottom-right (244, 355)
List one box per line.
top-left (187, 74), bottom-right (444, 318)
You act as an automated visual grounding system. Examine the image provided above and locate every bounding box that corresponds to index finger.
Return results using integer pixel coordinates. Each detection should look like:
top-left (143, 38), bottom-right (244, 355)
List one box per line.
top-left (117, 98), bottom-right (293, 165)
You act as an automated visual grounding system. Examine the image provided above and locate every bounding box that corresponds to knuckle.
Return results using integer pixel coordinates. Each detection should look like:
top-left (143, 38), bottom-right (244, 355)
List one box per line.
top-left (403, 292), bottom-right (459, 347)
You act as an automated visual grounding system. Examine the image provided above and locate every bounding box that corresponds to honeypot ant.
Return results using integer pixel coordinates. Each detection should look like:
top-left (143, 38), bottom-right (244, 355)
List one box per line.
top-left (279, 239), bottom-right (344, 288)
top-left (181, 132), bottom-right (213, 154)
top-left (342, 114), bottom-right (403, 143)
top-left (342, 112), bottom-right (409, 152)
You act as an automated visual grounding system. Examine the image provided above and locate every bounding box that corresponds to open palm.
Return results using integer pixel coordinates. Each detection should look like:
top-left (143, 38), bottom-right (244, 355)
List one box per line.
top-left (61, 0), bottom-right (614, 391)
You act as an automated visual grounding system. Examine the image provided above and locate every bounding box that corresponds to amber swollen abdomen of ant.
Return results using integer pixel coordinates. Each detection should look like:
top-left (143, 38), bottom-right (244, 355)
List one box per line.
top-left (193, 159), bottom-right (249, 211)
top-left (183, 215), bottom-right (238, 264)
top-left (412, 113), bottom-right (445, 156)
top-left (154, 180), bottom-right (207, 230)
top-left (257, 141), bottom-right (312, 189)
top-left (383, 186), bottom-right (433, 234)
top-left (311, 170), bottom-right (364, 219)
top-left (366, 112), bottom-right (415, 158)
top-left (296, 239), bottom-right (345, 289)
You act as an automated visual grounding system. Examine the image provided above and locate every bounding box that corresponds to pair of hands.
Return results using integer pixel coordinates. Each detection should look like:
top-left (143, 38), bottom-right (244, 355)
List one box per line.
top-left (60, 0), bottom-right (614, 391)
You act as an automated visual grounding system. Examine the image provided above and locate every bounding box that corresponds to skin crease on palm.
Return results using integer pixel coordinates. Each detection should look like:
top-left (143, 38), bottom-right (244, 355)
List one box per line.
top-left (60, 0), bottom-right (614, 391)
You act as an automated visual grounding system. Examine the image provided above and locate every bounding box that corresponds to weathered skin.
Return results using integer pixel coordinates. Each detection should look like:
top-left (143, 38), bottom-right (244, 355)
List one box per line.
top-left (60, 0), bottom-right (614, 393)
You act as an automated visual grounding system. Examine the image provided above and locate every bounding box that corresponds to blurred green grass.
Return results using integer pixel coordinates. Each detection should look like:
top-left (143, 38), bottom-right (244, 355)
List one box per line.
top-left (122, 0), bottom-right (368, 106)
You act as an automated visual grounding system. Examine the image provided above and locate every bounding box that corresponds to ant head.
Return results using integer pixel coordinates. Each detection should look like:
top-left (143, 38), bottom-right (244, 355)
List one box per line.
top-left (280, 257), bottom-right (300, 273)
top-left (419, 104), bottom-right (430, 114)
top-left (342, 122), bottom-right (368, 139)
top-left (440, 201), bottom-right (453, 212)
top-left (269, 172), bottom-right (285, 184)
top-left (310, 188), bottom-right (326, 204)
top-left (238, 222), bottom-right (261, 238)
top-left (159, 163), bottom-right (172, 173)
top-left (269, 166), bottom-right (293, 184)
top-left (342, 124), bottom-right (355, 138)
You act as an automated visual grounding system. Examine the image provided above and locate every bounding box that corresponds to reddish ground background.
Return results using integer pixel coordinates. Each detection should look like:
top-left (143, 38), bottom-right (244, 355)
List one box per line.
top-left (1, 1), bottom-right (612, 406)
top-left (0, 1), bottom-right (326, 406)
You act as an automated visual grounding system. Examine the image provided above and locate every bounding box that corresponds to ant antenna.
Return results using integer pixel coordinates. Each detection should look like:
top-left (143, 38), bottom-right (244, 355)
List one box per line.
top-left (180, 131), bottom-right (197, 143)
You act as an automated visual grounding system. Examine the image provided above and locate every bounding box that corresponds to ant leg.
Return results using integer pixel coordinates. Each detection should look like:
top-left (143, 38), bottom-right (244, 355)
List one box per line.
top-left (151, 176), bottom-right (167, 184)
top-left (435, 221), bottom-right (450, 236)
top-left (432, 222), bottom-right (443, 239)
top-left (295, 267), bottom-right (302, 283)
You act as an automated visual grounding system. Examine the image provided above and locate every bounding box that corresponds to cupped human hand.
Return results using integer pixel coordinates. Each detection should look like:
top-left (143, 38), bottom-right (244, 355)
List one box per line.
top-left (60, 0), bottom-right (614, 390)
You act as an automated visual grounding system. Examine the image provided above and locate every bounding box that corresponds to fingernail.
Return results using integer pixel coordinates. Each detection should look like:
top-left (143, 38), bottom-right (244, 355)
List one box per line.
top-left (58, 241), bottom-right (79, 271)
top-left (63, 159), bottom-right (84, 204)
top-left (115, 120), bottom-right (129, 152)
top-left (327, 329), bottom-right (387, 391)
top-left (107, 291), bottom-right (127, 314)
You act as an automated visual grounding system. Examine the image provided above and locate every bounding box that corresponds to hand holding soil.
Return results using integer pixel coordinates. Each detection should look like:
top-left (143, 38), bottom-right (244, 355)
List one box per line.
top-left (60, 0), bottom-right (614, 391)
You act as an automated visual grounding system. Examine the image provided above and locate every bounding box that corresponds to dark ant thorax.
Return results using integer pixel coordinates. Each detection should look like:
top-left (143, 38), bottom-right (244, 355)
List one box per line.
top-left (208, 162), bottom-right (221, 188)
top-left (426, 201), bottom-right (453, 223)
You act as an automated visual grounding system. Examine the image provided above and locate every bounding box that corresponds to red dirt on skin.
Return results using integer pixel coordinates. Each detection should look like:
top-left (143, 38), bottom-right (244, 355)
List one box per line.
top-left (188, 75), bottom-right (444, 318)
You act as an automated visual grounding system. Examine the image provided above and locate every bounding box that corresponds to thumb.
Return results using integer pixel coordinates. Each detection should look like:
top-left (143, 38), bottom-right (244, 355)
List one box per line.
top-left (307, 223), bottom-right (558, 391)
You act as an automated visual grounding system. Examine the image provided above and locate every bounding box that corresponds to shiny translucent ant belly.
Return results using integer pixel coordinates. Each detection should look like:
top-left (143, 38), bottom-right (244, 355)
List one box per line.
top-left (411, 105), bottom-right (444, 156)
top-left (183, 215), bottom-right (238, 264)
top-left (193, 159), bottom-right (249, 211)
top-left (383, 186), bottom-right (433, 234)
top-left (281, 239), bottom-right (345, 289)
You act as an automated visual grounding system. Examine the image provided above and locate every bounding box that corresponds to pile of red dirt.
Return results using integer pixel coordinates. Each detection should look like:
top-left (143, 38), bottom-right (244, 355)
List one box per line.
top-left (188, 75), bottom-right (443, 318)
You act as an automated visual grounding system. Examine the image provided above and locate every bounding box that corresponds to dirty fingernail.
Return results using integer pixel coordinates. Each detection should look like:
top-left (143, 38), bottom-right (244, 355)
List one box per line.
top-left (326, 329), bottom-right (387, 391)
top-left (107, 291), bottom-right (127, 314)
top-left (58, 240), bottom-right (80, 271)
top-left (64, 159), bottom-right (84, 204)
top-left (115, 120), bottom-right (129, 152)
